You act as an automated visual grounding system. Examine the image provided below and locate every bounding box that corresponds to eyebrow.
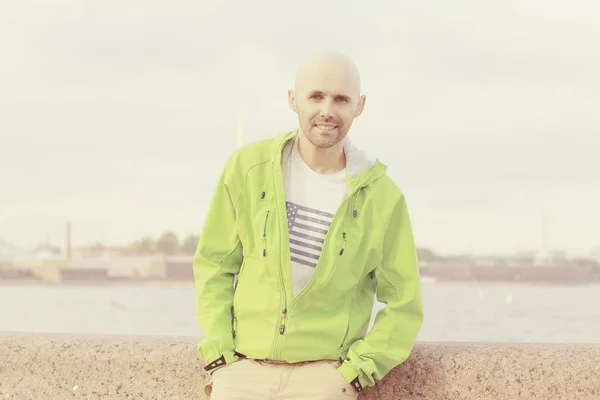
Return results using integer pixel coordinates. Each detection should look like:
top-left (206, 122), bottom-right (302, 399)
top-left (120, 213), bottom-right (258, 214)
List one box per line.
top-left (307, 90), bottom-right (352, 101)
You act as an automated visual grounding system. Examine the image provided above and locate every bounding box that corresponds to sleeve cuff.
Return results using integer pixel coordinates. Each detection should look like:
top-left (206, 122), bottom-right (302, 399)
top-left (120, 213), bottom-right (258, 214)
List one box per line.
top-left (203, 351), bottom-right (239, 374)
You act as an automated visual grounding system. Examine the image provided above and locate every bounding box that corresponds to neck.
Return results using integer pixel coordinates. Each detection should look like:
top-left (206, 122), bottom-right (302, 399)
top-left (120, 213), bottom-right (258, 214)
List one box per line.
top-left (297, 132), bottom-right (346, 174)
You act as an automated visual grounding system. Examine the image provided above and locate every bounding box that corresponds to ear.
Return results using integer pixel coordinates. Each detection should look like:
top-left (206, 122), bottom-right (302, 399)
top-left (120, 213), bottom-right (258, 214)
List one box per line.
top-left (288, 89), bottom-right (297, 113)
top-left (355, 94), bottom-right (366, 117)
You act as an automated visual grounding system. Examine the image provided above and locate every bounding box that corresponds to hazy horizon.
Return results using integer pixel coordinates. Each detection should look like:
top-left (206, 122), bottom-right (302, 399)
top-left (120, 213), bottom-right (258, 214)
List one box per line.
top-left (2, 1), bottom-right (599, 257)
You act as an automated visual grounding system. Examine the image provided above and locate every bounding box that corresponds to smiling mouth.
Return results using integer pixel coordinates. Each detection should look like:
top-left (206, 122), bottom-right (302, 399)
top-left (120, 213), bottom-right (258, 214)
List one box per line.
top-left (315, 124), bottom-right (337, 131)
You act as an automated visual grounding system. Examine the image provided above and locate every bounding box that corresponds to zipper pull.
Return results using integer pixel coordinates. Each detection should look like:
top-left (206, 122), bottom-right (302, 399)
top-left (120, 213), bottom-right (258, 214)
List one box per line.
top-left (280, 308), bottom-right (287, 335)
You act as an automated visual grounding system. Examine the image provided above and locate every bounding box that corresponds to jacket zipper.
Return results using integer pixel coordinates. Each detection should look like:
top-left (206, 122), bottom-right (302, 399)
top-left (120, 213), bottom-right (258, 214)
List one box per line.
top-left (263, 207), bottom-right (287, 352)
top-left (281, 188), bottom-right (360, 355)
top-left (270, 144), bottom-right (361, 358)
top-left (262, 211), bottom-right (270, 257)
top-left (287, 192), bottom-right (355, 310)
top-left (272, 171), bottom-right (288, 359)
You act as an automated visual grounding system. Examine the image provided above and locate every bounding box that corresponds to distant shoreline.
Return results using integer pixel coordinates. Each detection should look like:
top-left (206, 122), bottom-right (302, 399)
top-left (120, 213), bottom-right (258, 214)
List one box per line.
top-left (1, 278), bottom-right (598, 287)
top-left (0, 279), bottom-right (193, 287)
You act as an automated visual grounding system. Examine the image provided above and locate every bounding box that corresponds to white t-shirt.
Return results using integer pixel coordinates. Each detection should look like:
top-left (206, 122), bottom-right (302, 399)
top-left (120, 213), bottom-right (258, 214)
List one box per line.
top-left (283, 141), bottom-right (349, 296)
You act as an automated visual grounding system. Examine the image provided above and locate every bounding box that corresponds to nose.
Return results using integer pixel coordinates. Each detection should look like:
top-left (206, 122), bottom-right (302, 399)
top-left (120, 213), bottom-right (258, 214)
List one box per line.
top-left (319, 99), bottom-right (334, 118)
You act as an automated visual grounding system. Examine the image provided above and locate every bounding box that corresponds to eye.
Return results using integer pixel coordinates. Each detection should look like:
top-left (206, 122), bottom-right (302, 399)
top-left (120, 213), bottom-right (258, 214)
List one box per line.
top-left (310, 94), bottom-right (323, 100)
top-left (335, 96), bottom-right (349, 103)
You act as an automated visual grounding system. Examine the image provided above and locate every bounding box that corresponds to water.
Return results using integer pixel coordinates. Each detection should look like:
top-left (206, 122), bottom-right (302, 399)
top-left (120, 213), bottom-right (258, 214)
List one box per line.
top-left (1, 282), bottom-right (599, 343)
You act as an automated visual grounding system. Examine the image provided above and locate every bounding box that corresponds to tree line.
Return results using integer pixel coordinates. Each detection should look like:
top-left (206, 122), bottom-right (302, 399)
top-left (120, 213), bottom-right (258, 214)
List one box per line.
top-left (125, 232), bottom-right (199, 255)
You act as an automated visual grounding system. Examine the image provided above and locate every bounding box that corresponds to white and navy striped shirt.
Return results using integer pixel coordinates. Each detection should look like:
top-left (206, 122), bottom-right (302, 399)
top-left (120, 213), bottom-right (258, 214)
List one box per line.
top-left (283, 140), bottom-right (349, 296)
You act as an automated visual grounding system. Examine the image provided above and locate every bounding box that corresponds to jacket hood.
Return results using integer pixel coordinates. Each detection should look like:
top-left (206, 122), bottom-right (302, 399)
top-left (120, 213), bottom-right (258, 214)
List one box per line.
top-left (270, 129), bottom-right (388, 192)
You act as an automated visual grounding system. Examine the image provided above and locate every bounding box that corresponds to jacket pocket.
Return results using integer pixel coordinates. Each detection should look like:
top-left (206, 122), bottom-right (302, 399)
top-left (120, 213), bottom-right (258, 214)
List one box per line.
top-left (232, 259), bottom-right (246, 313)
top-left (324, 361), bottom-right (357, 397)
top-left (338, 322), bottom-right (350, 357)
top-left (232, 307), bottom-right (238, 340)
top-left (339, 268), bottom-right (377, 358)
top-left (262, 210), bottom-right (270, 258)
top-left (338, 293), bottom-right (354, 357)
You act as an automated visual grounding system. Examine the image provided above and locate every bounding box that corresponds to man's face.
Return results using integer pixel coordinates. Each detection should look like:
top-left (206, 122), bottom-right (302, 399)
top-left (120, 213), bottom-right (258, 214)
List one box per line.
top-left (288, 62), bottom-right (366, 149)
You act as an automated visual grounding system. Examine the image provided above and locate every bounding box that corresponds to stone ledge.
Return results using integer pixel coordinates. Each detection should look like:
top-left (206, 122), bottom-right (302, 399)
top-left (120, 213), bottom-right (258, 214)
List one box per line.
top-left (0, 332), bottom-right (598, 399)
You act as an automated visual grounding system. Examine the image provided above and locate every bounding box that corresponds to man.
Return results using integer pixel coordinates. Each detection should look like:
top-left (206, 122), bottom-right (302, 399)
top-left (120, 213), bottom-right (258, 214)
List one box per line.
top-left (194, 51), bottom-right (423, 399)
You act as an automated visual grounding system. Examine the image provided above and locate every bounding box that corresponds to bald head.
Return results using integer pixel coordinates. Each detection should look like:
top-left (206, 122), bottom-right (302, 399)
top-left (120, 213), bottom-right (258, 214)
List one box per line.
top-left (294, 51), bottom-right (362, 99)
top-left (288, 51), bottom-right (366, 150)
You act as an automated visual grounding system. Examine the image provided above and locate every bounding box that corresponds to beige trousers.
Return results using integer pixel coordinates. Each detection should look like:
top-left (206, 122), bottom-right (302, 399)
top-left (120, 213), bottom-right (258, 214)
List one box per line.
top-left (205, 358), bottom-right (359, 400)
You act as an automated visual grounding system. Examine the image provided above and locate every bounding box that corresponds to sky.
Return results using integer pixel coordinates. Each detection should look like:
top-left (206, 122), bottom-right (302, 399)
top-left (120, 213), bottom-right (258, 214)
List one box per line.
top-left (1, 0), bottom-right (599, 257)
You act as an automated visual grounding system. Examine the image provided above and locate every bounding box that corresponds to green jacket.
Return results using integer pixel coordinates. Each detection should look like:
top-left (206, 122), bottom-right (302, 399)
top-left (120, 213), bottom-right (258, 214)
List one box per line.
top-left (193, 130), bottom-right (423, 390)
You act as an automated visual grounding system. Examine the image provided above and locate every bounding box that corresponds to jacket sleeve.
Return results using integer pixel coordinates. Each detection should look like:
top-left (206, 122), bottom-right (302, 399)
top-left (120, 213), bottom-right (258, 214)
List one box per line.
top-left (337, 193), bottom-right (423, 390)
top-left (193, 156), bottom-right (244, 374)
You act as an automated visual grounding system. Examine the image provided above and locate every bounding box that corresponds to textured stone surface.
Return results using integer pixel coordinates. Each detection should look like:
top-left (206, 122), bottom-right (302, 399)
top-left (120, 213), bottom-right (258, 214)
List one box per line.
top-left (359, 342), bottom-right (600, 400)
top-left (1, 333), bottom-right (598, 399)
